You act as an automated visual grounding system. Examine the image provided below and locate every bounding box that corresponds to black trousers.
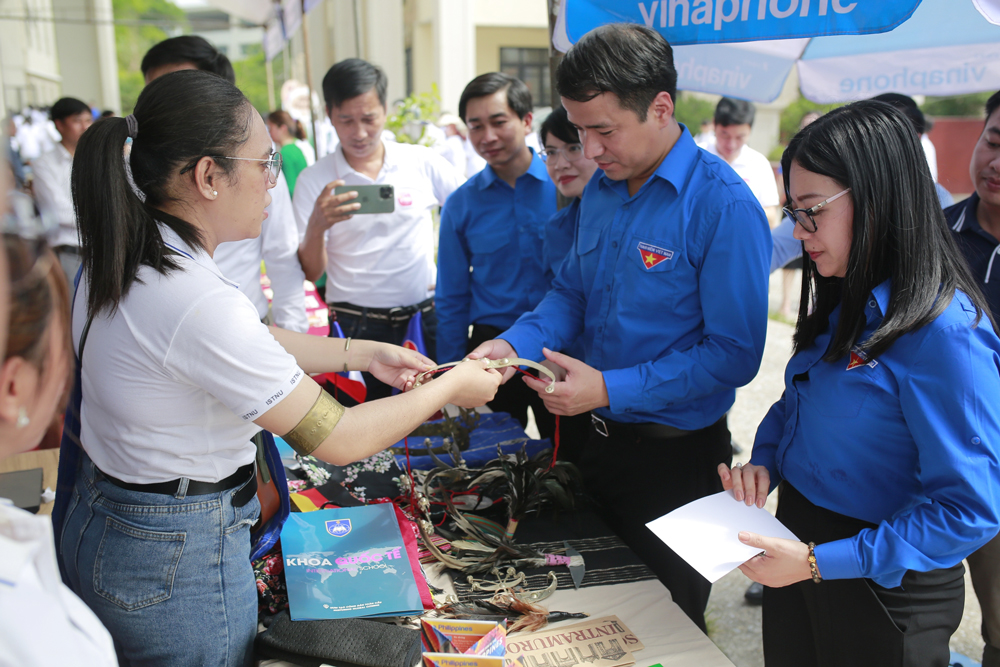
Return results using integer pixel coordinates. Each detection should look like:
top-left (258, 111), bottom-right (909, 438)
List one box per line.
top-left (763, 483), bottom-right (965, 667)
top-left (466, 324), bottom-right (591, 459)
top-left (578, 414), bottom-right (732, 633)
top-left (331, 304), bottom-right (437, 401)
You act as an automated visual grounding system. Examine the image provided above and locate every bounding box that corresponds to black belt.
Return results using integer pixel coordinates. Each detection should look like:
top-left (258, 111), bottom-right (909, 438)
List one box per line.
top-left (591, 413), bottom-right (696, 440)
top-left (100, 461), bottom-right (257, 507)
top-left (330, 298), bottom-right (434, 323)
top-left (53, 245), bottom-right (81, 256)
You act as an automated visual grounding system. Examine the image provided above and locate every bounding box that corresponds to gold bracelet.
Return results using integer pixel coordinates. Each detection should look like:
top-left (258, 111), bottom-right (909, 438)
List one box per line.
top-left (283, 389), bottom-right (345, 456)
top-left (807, 542), bottom-right (822, 583)
top-left (343, 337), bottom-right (351, 374)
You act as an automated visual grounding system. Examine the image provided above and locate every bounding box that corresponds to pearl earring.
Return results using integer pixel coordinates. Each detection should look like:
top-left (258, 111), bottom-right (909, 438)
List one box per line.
top-left (16, 407), bottom-right (29, 428)
top-left (212, 190), bottom-right (218, 196)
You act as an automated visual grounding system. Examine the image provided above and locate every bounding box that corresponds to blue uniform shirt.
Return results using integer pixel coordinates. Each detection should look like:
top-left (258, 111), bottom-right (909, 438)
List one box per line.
top-left (544, 198), bottom-right (585, 360)
top-left (752, 281), bottom-right (1000, 586)
top-left (436, 152), bottom-right (556, 363)
top-left (501, 127), bottom-right (772, 430)
top-left (946, 193), bottom-right (1000, 319)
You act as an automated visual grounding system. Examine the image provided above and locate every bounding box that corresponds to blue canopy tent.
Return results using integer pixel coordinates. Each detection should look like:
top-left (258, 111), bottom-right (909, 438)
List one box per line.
top-left (554, 0), bottom-right (1000, 103)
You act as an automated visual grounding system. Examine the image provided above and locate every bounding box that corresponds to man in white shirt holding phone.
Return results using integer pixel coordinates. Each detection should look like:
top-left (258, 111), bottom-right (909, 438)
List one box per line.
top-left (294, 58), bottom-right (463, 399)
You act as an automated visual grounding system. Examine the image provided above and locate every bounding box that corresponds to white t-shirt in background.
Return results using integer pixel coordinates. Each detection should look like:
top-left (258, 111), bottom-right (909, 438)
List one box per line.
top-left (215, 172), bottom-right (308, 332)
top-left (704, 142), bottom-right (780, 209)
top-left (292, 141), bottom-right (463, 309)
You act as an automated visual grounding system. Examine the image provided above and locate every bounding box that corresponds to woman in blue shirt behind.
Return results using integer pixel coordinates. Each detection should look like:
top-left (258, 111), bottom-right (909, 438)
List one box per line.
top-left (537, 106), bottom-right (598, 464)
top-left (720, 100), bottom-right (1000, 666)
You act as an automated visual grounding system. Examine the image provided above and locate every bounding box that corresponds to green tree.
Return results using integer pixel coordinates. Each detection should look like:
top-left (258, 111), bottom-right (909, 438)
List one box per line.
top-left (112, 0), bottom-right (187, 113)
top-left (921, 92), bottom-right (992, 118)
top-left (232, 46), bottom-right (274, 114)
top-left (385, 86), bottom-right (441, 145)
top-left (673, 91), bottom-right (716, 132)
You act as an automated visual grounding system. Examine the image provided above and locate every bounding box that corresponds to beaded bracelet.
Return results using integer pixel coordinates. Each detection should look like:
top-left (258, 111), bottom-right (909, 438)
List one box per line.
top-left (807, 542), bottom-right (822, 583)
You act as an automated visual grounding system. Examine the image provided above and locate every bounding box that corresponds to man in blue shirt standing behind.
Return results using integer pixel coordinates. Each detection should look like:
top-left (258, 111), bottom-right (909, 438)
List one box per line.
top-left (437, 73), bottom-right (559, 439)
top-left (470, 24), bottom-right (771, 631)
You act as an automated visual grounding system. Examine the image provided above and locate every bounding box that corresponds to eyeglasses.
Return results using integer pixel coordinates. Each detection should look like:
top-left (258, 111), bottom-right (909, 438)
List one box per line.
top-left (180, 151), bottom-right (283, 184)
top-left (539, 144), bottom-right (585, 164)
top-left (214, 151), bottom-right (283, 184)
top-left (782, 188), bottom-right (851, 233)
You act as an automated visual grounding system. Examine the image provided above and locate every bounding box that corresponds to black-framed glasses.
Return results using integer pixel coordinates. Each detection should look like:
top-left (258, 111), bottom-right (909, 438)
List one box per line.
top-left (782, 187), bottom-right (851, 233)
top-left (180, 151), bottom-right (283, 184)
top-left (539, 143), bottom-right (585, 164)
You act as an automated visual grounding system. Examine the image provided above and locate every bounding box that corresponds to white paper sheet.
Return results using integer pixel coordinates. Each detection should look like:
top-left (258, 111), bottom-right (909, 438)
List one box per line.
top-left (645, 489), bottom-right (800, 583)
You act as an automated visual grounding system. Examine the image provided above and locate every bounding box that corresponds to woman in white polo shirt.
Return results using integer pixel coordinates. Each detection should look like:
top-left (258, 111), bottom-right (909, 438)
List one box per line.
top-left (55, 70), bottom-right (501, 667)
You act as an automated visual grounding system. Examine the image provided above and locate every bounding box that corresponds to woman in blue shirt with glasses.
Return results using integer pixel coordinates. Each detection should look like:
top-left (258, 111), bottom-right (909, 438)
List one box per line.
top-left (721, 101), bottom-right (1000, 667)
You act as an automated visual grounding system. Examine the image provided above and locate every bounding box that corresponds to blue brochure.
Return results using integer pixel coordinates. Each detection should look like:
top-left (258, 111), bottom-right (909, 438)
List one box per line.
top-left (281, 504), bottom-right (424, 620)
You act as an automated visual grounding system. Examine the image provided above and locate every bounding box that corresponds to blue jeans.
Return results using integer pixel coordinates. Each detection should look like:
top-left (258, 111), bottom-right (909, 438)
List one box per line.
top-left (59, 452), bottom-right (260, 667)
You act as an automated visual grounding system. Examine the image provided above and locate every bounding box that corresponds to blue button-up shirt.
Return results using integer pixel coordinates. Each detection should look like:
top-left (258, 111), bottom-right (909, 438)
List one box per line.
top-left (501, 127), bottom-right (771, 429)
top-left (752, 281), bottom-right (1000, 586)
top-left (544, 198), bottom-right (585, 360)
top-left (436, 152), bottom-right (556, 363)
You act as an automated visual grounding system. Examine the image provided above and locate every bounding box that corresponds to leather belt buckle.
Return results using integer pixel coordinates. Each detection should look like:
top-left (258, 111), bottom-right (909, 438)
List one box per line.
top-left (591, 413), bottom-right (610, 437)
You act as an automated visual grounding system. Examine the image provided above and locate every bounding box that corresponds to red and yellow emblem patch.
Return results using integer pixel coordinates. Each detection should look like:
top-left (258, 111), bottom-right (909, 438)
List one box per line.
top-left (846, 346), bottom-right (878, 370)
top-left (637, 242), bottom-right (674, 270)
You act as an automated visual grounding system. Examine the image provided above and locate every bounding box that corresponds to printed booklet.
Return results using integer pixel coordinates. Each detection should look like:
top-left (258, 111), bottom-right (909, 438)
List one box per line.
top-left (281, 503), bottom-right (424, 620)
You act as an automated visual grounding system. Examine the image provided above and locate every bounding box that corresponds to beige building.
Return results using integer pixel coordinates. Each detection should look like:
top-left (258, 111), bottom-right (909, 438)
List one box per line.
top-left (0, 0), bottom-right (120, 113)
top-left (283, 0), bottom-right (551, 116)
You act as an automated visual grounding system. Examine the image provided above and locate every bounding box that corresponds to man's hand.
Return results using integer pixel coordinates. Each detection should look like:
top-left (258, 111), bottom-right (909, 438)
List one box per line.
top-left (521, 348), bottom-right (609, 416)
top-left (308, 180), bottom-right (361, 234)
top-left (466, 338), bottom-right (518, 383)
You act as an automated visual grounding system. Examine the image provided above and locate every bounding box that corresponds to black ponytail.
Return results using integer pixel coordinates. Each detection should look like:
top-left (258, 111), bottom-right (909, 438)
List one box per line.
top-left (72, 69), bottom-right (253, 319)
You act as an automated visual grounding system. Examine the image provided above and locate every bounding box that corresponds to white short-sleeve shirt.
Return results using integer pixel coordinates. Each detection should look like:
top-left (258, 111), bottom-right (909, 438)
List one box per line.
top-left (291, 141), bottom-right (463, 309)
top-left (31, 144), bottom-right (79, 248)
top-left (72, 225), bottom-right (304, 484)
top-left (0, 501), bottom-right (118, 666)
top-left (704, 142), bottom-right (780, 208)
top-left (215, 171), bottom-right (308, 332)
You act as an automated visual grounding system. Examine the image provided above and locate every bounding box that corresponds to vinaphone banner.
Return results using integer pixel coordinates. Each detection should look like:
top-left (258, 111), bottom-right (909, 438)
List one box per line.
top-left (561, 0), bottom-right (921, 46)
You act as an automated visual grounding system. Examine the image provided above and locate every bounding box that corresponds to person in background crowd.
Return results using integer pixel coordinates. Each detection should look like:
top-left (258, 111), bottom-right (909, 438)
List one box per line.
top-left (4, 115), bottom-right (28, 190)
top-left (0, 172), bottom-right (118, 665)
top-left (295, 58), bottom-right (462, 398)
top-left (704, 97), bottom-right (780, 221)
top-left (267, 110), bottom-right (309, 197)
top-left (470, 24), bottom-right (771, 631)
top-left (773, 111), bottom-right (822, 320)
top-left (693, 117), bottom-right (714, 148)
top-left (56, 70), bottom-right (500, 667)
top-left (944, 89), bottom-right (1000, 667)
top-left (723, 100), bottom-right (1000, 667)
top-left (871, 93), bottom-right (953, 207)
top-left (437, 73), bottom-right (561, 440)
top-left (436, 112), bottom-right (486, 178)
top-left (142, 35), bottom-right (309, 332)
top-left (536, 105), bottom-right (599, 462)
top-left (31, 97), bottom-right (93, 282)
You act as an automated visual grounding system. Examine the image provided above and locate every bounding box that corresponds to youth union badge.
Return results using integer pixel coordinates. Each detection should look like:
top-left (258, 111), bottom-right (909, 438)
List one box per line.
top-left (637, 242), bottom-right (674, 270)
top-left (325, 519), bottom-right (352, 537)
top-left (846, 346), bottom-right (878, 370)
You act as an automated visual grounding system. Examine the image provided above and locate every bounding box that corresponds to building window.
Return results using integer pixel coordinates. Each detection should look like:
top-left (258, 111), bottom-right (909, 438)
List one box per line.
top-left (500, 48), bottom-right (550, 108)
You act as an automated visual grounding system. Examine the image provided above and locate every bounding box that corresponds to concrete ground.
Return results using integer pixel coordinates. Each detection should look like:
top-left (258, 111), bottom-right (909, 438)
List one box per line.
top-left (706, 272), bottom-right (985, 666)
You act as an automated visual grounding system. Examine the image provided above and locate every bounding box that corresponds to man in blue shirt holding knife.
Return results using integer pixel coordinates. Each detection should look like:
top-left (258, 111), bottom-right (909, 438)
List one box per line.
top-left (470, 23), bottom-right (771, 631)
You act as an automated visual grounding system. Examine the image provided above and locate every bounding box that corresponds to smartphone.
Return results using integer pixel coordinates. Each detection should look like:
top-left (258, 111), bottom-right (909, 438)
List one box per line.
top-left (334, 184), bottom-right (395, 214)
